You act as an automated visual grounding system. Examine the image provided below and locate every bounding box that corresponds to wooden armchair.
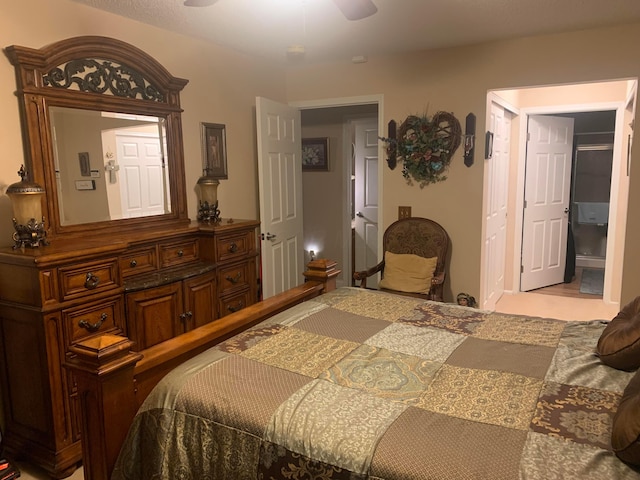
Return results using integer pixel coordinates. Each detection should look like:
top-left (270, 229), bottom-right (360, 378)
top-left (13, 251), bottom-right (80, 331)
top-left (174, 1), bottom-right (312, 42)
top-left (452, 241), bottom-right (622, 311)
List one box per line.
top-left (353, 217), bottom-right (450, 302)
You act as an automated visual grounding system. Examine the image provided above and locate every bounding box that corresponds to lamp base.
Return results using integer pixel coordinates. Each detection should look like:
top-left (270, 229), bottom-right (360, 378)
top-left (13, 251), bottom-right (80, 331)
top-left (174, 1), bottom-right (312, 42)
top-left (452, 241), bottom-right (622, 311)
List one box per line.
top-left (197, 201), bottom-right (221, 223)
top-left (12, 217), bottom-right (49, 249)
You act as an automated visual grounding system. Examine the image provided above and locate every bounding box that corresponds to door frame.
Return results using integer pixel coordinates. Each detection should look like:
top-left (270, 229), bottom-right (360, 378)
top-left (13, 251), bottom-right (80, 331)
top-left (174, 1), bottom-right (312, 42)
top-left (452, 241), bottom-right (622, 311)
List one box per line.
top-left (480, 94), bottom-right (518, 310)
top-left (349, 116), bottom-right (379, 287)
top-left (290, 94), bottom-right (384, 285)
top-left (513, 101), bottom-right (626, 304)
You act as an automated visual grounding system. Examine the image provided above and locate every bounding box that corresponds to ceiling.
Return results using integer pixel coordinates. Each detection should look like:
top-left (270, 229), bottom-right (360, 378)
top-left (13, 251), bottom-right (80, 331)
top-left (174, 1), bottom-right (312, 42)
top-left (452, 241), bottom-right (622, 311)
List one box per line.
top-left (70, 0), bottom-right (640, 64)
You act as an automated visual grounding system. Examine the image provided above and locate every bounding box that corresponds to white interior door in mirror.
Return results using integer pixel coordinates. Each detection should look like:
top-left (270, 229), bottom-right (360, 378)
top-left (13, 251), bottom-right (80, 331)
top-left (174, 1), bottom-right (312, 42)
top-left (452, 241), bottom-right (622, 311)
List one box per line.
top-left (115, 131), bottom-right (167, 219)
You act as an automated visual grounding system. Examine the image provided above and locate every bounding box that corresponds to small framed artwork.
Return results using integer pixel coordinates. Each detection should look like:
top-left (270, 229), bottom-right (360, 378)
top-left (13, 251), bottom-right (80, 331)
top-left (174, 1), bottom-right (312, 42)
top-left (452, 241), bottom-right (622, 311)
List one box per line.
top-left (485, 131), bottom-right (494, 160)
top-left (78, 152), bottom-right (91, 176)
top-left (302, 137), bottom-right (329, 171)
top-left (201, 122), bottom-right (228, 179)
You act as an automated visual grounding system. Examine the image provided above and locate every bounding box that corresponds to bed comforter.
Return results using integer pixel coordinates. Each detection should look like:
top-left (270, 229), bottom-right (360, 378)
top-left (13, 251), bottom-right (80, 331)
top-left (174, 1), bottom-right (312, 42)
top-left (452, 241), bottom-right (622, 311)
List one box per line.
top-left (113, 287), bottom-right (640, 479)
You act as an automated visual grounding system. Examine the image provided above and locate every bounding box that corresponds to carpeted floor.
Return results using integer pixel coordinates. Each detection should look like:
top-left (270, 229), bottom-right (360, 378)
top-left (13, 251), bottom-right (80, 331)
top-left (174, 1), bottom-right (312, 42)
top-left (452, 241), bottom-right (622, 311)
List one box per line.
top-left (579, 268), bottom-right (605, 295)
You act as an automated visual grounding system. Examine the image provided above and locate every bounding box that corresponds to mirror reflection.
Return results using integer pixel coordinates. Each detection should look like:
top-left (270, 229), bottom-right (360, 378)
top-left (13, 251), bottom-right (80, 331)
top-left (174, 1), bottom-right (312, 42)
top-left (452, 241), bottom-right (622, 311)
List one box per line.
top-left (49, 106), bottom-right (170, 226)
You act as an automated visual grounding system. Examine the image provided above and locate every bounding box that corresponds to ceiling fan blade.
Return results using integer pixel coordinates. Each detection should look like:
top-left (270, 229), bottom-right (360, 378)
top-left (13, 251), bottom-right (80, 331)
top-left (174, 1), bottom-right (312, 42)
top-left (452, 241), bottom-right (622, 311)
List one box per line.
top-left (183, 0), bottom-right (219, 6)
top-left (332, 0), bottom-right (377, 20)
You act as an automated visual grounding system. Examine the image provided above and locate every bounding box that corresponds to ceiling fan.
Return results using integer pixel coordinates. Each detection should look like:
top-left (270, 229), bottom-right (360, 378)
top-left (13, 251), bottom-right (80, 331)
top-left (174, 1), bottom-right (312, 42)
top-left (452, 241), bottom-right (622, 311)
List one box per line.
top-left (183, 0), bottom-right (378, 21)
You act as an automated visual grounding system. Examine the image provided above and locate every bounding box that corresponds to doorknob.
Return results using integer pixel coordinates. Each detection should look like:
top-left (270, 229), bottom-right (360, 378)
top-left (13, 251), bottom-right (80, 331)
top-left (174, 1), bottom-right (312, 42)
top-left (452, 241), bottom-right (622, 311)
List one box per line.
top-left (265, 232), bottom-right (276, 240)
top-left (356, 211), bottom-right (364, 218)
top-left (564, 207), bottom-right (570, 214)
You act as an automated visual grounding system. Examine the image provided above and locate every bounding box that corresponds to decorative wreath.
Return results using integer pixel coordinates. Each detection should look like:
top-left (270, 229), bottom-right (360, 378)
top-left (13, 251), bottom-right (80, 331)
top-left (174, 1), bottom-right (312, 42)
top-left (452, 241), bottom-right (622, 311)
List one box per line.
top-left (381, 112), bottom-right (462, 188)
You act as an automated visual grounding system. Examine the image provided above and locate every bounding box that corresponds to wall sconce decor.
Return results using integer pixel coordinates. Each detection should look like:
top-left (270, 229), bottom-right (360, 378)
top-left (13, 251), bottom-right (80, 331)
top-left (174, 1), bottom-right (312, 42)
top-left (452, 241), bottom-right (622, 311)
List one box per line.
top-left (385, 120), bottom-right (397, 170)
top-left (196, 172), bottom-right (220, 223)
top-left (485, 131), bottom-right (494, 160)
top-left (463, 113), bottom-right (476, 167)
top-left (5, 165), bottom-right (49, 249)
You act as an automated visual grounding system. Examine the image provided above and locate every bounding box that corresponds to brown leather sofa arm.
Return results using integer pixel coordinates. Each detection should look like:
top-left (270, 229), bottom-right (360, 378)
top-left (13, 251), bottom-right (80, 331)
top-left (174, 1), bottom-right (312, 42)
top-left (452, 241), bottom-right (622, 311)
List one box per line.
top-left (353, 261), bottom-right (385, 288)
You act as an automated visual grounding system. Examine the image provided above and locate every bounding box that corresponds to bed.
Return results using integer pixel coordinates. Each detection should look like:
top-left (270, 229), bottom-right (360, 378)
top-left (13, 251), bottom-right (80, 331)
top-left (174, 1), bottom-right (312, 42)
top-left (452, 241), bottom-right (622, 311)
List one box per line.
top-left (69, 275), bottom-right (640, 480)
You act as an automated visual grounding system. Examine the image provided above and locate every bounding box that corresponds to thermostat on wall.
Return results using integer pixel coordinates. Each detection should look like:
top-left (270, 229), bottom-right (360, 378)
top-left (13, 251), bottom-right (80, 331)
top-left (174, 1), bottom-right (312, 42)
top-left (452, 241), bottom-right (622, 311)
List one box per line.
top-left (75, 180), bottom-right (96, 190)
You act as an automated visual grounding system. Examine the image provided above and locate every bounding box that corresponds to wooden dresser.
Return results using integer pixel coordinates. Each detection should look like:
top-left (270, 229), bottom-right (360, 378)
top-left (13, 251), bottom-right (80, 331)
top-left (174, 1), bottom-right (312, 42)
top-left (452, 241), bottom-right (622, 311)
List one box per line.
top-left (0, 219), bottom-right (259, 478)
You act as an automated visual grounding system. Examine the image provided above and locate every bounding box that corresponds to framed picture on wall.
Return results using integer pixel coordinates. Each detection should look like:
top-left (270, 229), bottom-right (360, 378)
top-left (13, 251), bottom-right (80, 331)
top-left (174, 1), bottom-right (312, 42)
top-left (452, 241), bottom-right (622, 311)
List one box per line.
top-left (302, 137), bottom-right (329, 171)
top-left (201, 122), bottom-right (228, 179)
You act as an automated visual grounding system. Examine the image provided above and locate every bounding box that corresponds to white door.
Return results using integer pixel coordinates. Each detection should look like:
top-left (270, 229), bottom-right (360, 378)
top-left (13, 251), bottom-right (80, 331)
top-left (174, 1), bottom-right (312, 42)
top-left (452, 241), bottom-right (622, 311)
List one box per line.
top-left (482, 102), bottom-right (511, 309)
top-left (256, 97), bottom-right (304, 299)
top-left (116, 132), bottom-right (165, 219)
top-left (521, 115), bottom-right (574, 291)
top-left (353, 119), bottom-right (379, 288)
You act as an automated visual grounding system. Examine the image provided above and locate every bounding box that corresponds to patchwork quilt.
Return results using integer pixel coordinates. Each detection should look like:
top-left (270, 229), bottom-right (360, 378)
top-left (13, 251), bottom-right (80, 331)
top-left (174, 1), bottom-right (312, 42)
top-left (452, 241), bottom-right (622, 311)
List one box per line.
top-left (113, 287), bottom-right (640, 479)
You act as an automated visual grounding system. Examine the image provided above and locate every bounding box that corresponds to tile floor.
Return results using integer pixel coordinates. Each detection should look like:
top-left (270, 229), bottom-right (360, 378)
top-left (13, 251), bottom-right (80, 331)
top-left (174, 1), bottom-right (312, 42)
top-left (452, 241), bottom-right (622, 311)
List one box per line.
top-left (494, 290), bottom-right (619, 321)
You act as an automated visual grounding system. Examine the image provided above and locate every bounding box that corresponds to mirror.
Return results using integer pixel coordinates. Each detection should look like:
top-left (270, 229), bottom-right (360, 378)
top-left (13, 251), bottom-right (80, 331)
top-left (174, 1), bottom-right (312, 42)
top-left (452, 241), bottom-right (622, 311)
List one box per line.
top-left (50, 107), bottom-right (170, 226)
top-left (5, 36), bottom-right (190, 241)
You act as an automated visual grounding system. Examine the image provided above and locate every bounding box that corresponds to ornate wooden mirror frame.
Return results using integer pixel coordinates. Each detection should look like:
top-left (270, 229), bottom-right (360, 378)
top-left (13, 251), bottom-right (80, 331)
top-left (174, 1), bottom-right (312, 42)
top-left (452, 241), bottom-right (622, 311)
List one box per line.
top-left (5, 36), bottom-right (190, 241)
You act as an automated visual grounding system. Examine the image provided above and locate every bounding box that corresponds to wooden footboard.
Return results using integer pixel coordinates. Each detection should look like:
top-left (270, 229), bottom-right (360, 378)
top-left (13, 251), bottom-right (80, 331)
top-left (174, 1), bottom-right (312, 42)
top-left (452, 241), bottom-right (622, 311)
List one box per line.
top-left (66, 260), bottom-right (339, 480)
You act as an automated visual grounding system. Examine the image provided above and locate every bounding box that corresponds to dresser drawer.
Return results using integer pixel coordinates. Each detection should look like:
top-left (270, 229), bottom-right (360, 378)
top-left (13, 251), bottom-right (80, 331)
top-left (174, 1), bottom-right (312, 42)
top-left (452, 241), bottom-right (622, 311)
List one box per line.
top-left (217, 261), bottom-right (250, 296)
top-left (215, 231), bottom-right (253, 263)
top-left (120, 247), bottom-right (157, 278)
top-left (58, 258), bottom-right (119, 301)
top-left (159, 239), bottom-right (199, 268)
top-left (218, 289), bottom-right (252, 318)
top-left (63, 295), bottom-right (125, 347)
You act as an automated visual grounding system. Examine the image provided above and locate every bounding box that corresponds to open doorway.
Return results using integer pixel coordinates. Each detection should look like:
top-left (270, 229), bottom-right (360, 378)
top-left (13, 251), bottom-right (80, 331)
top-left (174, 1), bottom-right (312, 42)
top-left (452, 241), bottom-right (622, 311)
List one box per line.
top-left (520, 111), bottom-right (617, 295)
top-left (255, 95), bottom-right (382, 297)
top-left (298, 101), bottom-right (380, 287)
top-left (481, 79), bottom-right (636, 314)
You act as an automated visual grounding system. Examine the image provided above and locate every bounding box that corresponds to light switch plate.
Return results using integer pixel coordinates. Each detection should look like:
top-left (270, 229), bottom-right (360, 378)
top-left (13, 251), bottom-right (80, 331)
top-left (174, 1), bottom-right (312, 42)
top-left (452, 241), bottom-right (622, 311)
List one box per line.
top-left (398, 206), bottom-right (411, 219)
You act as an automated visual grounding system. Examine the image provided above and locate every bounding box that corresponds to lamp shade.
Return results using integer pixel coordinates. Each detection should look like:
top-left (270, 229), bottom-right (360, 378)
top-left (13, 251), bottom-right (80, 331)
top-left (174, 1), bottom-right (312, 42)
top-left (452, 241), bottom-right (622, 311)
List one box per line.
top-left (197, 175), bottom-right (219, 205)
top-left (196, 173), bottom-right (221, 223)
top-left (5, 165), bottom-right (48, 248)
top-left (6, 165), bottom-right (44, 225)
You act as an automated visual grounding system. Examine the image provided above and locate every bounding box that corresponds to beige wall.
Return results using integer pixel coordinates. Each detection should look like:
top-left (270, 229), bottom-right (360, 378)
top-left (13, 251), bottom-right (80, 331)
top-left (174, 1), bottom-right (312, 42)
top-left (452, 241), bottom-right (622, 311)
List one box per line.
top-left (0, 0), bottom-right (287, 247)
top-left (286, 24), bottom-right (640, 306)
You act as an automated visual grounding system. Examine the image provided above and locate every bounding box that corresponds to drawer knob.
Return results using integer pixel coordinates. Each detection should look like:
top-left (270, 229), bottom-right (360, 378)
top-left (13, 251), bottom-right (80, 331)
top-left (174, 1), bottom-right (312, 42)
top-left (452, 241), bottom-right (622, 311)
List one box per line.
top-left (84, 272), bottom-right (100, 289)
top-left (227, 300), bottom-right (244, 313)
top-left (228, 242), bottom-right (238, 253)
top-left (78, 313), bottom-right (107, 333)
top-left (225, 272), bottom-right (242, 284)
top-left (130, 259), bottom-right (137, 267)
top-left (177, 250), bottom-right (184, 257)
